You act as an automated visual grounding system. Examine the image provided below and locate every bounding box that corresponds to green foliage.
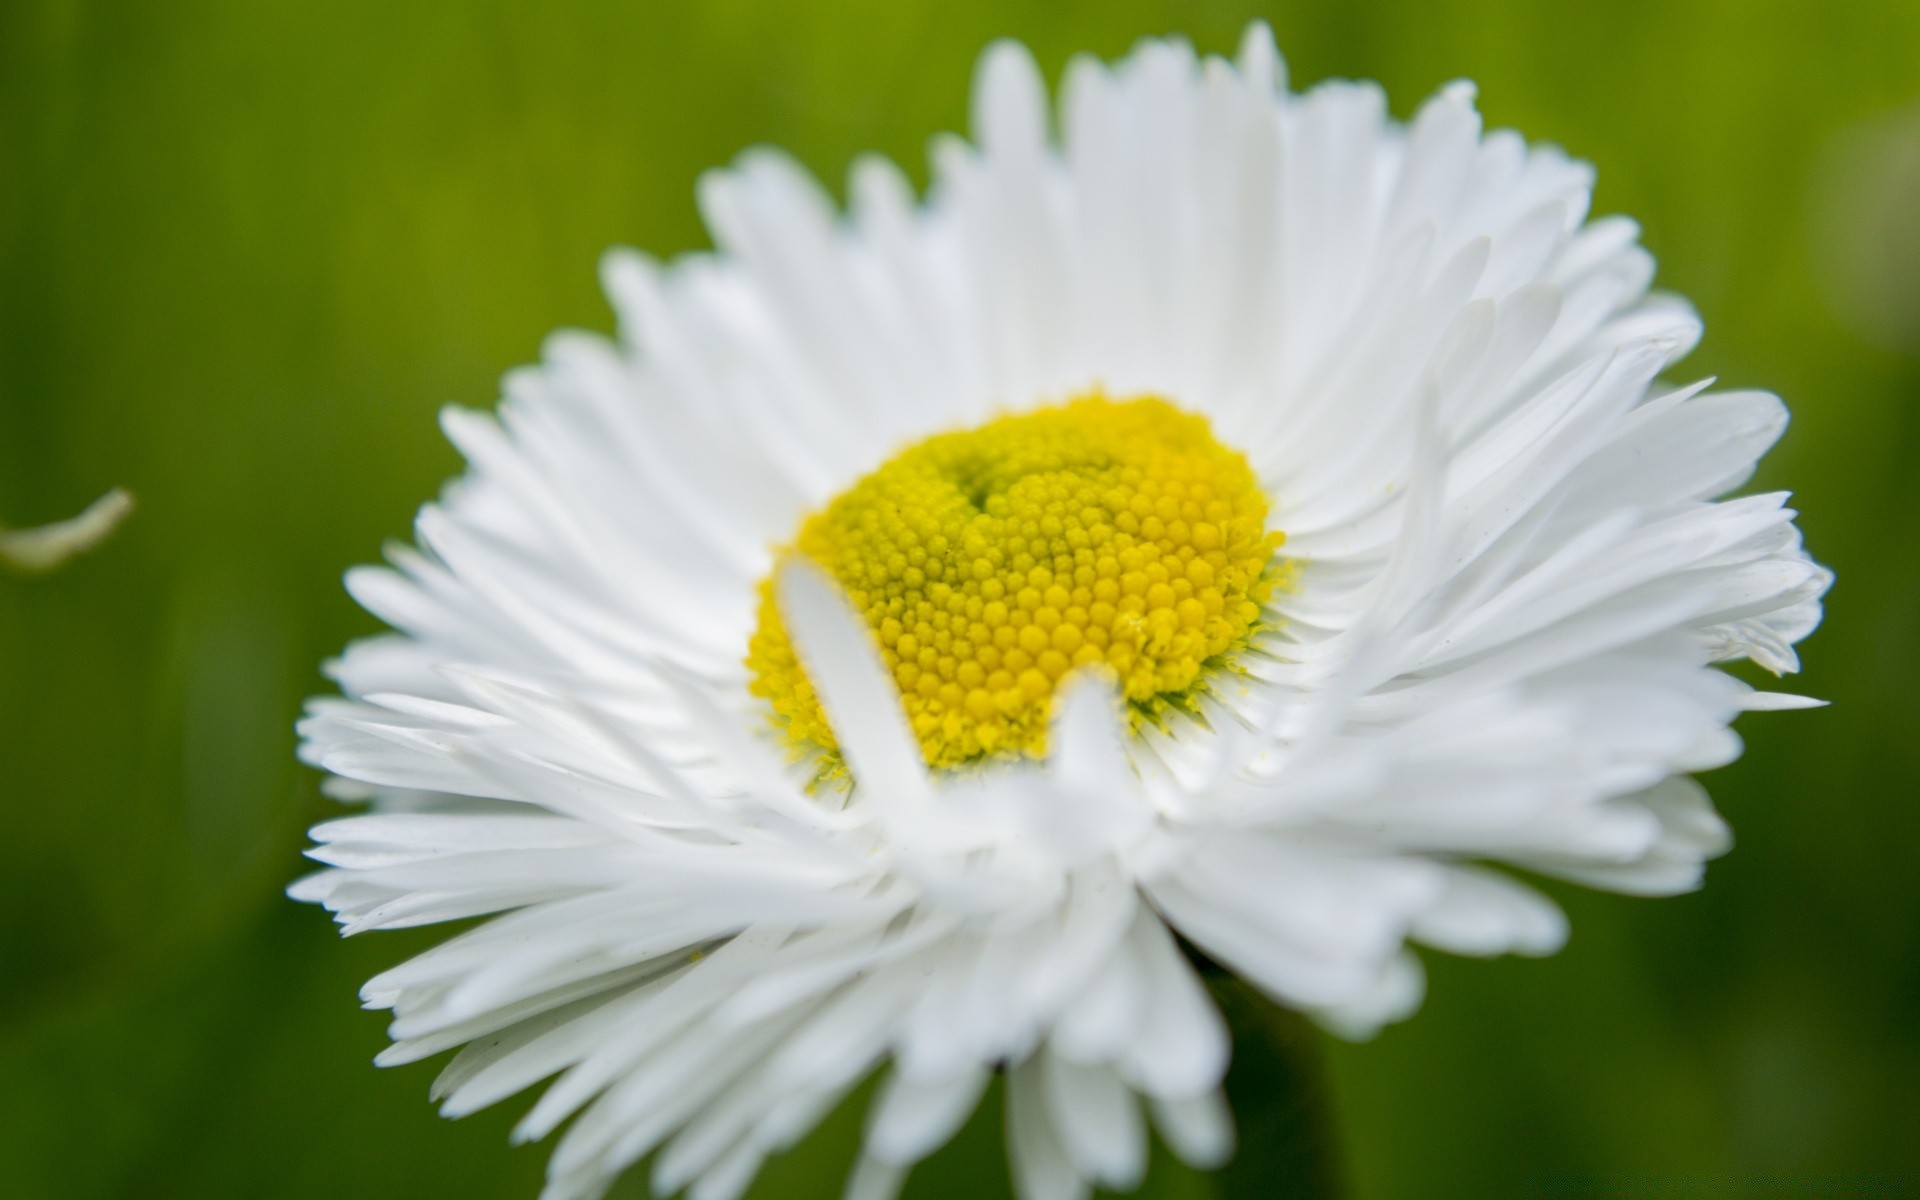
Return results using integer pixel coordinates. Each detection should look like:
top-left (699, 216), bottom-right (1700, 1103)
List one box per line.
top-left (3, 2), bottom-right (1916, 1196)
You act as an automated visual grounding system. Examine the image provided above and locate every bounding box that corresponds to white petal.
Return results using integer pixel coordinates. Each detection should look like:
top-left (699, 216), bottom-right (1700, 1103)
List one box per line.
top-left (775, 558), bottom-right (934, 808)
top-left (1150, 1089), bottom-right (1235, 1169)
top-left (864, 1066), bottom-right (991, 1166)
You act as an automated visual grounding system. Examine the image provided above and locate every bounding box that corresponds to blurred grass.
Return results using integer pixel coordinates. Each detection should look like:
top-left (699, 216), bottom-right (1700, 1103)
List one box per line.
top-left (3, 1), bottom-right (1917, 1197)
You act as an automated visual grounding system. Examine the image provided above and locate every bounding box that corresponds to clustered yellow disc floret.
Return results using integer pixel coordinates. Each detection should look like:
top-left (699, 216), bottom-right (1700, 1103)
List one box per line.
top-left (747, 393), bottom-right (1285, 772)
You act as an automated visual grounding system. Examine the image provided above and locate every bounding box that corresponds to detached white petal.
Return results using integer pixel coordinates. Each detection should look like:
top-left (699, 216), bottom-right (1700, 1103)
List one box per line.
top-left (1, 487), bottom-right (133, 573)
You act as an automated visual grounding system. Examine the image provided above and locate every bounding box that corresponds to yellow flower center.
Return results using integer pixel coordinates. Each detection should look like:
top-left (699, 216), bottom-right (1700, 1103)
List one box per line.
top-left (746, 394), bottom-right (1285, 772)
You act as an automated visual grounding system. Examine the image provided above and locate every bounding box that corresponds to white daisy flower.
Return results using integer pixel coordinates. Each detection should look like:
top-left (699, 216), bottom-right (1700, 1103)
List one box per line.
top-left (292, 24), bottom-right (1829, 1200)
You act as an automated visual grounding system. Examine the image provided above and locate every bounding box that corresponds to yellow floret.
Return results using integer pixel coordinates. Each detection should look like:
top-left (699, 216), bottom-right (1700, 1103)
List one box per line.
top-left (746, 393), bottom-right (1286, 772)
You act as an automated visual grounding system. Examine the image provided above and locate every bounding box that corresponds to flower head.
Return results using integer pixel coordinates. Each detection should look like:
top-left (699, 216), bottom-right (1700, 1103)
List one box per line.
top-left (293, 25), bottom-right (1828, 1200)
top-left (747, 393), bottom-right (1286, 772)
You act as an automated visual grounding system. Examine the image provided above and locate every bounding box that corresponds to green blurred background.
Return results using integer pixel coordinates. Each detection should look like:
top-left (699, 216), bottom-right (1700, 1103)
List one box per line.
top-left (4, 1), bottom-right (1917, 1196)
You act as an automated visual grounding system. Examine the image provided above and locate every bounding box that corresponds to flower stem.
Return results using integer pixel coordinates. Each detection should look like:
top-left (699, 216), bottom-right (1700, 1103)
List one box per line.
top-left (1207, 975), bottom-right (1348, 1200)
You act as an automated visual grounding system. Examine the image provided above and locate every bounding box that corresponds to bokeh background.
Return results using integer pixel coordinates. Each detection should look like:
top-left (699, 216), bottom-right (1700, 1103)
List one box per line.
top-left (4, 1), bottom-right (1917, 1196)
